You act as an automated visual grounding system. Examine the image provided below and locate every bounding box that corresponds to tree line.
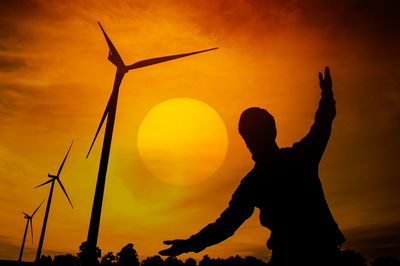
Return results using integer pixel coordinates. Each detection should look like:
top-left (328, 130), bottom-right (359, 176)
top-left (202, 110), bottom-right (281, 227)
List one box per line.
top-left (33, 241), bottom-right (400, 266)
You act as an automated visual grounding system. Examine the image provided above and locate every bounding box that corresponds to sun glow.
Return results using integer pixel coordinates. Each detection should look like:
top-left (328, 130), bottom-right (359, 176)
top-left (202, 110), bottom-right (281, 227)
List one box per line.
top-left (137, 98), bottom-right (228, 186)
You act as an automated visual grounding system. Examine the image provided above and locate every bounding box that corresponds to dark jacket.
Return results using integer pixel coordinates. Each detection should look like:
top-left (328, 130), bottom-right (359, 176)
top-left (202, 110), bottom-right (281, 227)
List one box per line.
top-left (187, 88), bottom-right (345, 253)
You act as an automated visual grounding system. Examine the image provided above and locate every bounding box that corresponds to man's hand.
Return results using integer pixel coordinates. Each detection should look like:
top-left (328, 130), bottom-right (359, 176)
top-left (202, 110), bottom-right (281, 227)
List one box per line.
top-left (159, 239), bottom-right (191, 257)
top-left (319, 66), bottom-right (332, 93)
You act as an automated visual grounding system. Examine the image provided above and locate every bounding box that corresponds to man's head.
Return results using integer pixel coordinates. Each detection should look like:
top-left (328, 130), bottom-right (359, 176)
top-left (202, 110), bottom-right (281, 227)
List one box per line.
top-left (239, 107), bottom-right (277, 155)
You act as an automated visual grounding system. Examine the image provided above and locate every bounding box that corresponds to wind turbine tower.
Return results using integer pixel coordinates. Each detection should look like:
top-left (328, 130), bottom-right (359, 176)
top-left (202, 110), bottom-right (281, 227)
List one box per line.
top-left (18, 201), bottom-right (43, 262)
top-left (86, 22), bottom-right (217, 261)
top-left (35, 142), bottom-right (74, 262)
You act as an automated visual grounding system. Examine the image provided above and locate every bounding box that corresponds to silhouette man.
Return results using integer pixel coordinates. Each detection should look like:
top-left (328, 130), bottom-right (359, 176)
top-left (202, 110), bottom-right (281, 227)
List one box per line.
top-left (160, 67), bottom-right (345, 265)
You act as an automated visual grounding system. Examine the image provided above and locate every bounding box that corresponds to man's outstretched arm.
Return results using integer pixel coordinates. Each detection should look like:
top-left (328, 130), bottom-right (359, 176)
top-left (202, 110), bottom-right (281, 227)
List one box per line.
top-left (294, 67), bottom-right (336, 162)
top-left (159, 179), bottom-right (255, 257)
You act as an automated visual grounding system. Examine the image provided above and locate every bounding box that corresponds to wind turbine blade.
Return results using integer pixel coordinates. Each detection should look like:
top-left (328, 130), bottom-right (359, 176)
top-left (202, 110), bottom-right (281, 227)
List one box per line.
top-left (57, 179), bottom-right (73, 208)
top-left (31, 201), bottom-right (44, 217)
top-left (22, 212), bottom-right (29, 217)
top-left (86, 96), bottom-right (110, 158)
top-left (57, 141), bottom-right (73, 176)
top-left (98, 22), bottom-right (125, 67)
top-left (127, 47), bottom-right (218, 70)
top-left (30, 219), bottom-right (33, 244)
top-left (34, 179), bottom-right (53, 189)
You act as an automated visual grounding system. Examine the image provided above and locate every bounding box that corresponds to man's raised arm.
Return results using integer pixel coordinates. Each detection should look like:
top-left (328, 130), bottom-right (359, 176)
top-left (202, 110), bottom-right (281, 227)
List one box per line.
top-left (159, 178), bottom-right (255, 257)
top-left (293, 67), bottom-right (336, 162)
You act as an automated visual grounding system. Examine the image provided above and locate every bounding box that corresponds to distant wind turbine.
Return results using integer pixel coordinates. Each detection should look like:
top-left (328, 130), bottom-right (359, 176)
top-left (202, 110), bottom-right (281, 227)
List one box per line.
top-left (18, 201), bottom-right (43, 262)
top-left (34, 141), bottom-right (74, 262)
top-left (85, 22), bottom-right (217, 260)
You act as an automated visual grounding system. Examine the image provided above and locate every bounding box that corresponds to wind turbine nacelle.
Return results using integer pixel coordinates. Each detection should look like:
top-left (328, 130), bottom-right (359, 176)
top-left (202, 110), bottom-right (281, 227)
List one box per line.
top-left (107, 51), bottom-right (128, 72)
top-left (48, 174), bottom-right (58, 179)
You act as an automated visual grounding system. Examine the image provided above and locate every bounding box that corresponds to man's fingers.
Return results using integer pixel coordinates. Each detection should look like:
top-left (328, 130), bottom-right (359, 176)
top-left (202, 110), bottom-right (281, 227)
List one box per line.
top-left (159, 248), bottom-right (172, 256)
top-left (324, 66), bottom-right (332, 90)
top-left (159, 247), bottom-right (182, 257)
top-left (319, 72), bottom-right (324, 89)
top-left (160, 239), bottom-right (188, 256)
top-left (159, 249), bottom-right (166, 255)
top-left (325, 66), bottom-right (330, 78)
top-left (163, 239), bottom-right (182, 245)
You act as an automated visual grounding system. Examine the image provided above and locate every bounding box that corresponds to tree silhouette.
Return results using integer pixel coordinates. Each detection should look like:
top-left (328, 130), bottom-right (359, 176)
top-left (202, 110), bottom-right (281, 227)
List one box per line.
top-left (339, 249), bottom-right (367, 266)
top-left (31, 246), bottom-right (400, 266)
top-left (184, 258), bottom-right (197, 265)
top-left (227, 255), bottom-right (246, 264)
top-left (116, 243), bottom-right (139, 266)
top-left (164, 256), bottom-right (184, 266)
top-left (101, 252), bottom-right (117, 265)
top-left (37, 254), bottom-right (52, 264)
top-left (142, 255), bottom-right (164, 265)
top-left (244, 256), bottom-right (267, 265)
top-left (78, 241), bottom-right (101, 264)
top-left (31, 241), bottom-right (400, 266)
top-left (199, 255), bottom-right (211, 266)
top-left (53, 254), bottom-right (79, 266)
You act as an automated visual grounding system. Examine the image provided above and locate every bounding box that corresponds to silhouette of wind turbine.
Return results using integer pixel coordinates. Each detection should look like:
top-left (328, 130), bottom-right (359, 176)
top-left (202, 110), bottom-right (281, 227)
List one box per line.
top-left (85, 22), bottom-right (217, 260)
top-left (18, 201), bottom-right (43, 262)
top-left (34, 141), bottom-right (74, 262)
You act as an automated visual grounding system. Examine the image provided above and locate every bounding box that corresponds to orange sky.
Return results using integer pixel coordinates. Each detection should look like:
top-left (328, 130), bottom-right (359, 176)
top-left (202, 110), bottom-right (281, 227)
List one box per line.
top-left (0, 0), bottom-right (399, 263)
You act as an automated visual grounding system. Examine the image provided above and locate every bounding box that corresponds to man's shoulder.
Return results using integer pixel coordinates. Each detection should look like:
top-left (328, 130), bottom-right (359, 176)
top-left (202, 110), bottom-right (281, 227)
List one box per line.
top-left (243, 166), bottom-right (257, 179)
top-left (236, 167), bottom-right (257, 189)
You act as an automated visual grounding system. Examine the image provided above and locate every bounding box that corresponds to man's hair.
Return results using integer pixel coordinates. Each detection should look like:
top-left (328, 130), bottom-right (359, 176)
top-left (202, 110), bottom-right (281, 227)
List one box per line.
top-left (238, 107), bottom-right (277, 145)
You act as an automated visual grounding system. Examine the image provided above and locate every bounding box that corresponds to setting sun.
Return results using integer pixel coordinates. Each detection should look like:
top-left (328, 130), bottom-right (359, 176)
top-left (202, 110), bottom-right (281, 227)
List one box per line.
top-left (137, 98), bottom-right (228, 186)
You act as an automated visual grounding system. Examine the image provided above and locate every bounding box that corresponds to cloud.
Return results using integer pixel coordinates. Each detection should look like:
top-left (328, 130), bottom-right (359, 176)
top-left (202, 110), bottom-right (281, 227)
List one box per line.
top-left (0, 235), bottom-right (66, 261)
top-left (296, 0), bottom-right (400, 37)
top-left (0, 83), bottom-right (41, 116)
top-left (168, 0), bottom-right (400, 43)
top-left (0, 56), bottom-right (27, 73)
top-left (343, 221), bottom-right (400, 261)
top-left (0, 1), bottom-right (42, 51)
